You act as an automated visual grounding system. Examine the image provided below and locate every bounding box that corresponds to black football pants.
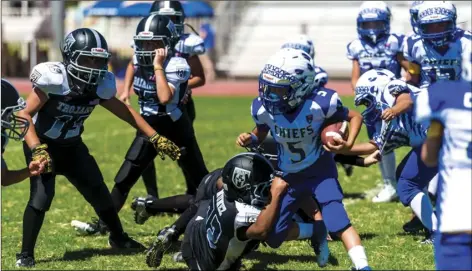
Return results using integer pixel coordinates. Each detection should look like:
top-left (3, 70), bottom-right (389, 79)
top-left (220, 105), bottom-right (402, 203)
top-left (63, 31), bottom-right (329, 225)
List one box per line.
top-left (111, 111), bottom-right (208, 213)
top-left (20, 141), bottom-right (125, 256)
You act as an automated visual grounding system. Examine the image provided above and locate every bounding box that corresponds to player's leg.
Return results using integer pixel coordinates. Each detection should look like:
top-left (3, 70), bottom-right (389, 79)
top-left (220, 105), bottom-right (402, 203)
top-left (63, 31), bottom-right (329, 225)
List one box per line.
top-left (373, 150), bottom-right (397, 203)
top-left (141, 161), bottom-right (158, 198)
top-left (169, 113), bottom-right (208, 195)
top-left (65, 142), bottom-right (144, 250)
top-left (16, 143), bottom-right (57, 267)
top-left (397, 147), bottom-right (438, 241)
top-left (131, 194), bottom-right (194, 224)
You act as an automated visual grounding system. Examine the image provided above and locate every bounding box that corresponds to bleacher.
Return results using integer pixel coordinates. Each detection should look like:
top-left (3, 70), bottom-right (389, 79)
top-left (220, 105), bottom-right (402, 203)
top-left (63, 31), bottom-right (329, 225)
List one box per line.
top-left (216, 1), bottom-right (472, 79)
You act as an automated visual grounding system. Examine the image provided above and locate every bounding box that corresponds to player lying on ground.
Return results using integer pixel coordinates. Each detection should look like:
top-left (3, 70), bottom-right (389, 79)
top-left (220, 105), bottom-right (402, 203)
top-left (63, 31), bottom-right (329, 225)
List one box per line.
top-left (1, 79), bottom-right (47, 186)
top-left (238, 48), bottom-right (371, 270)
top-left (415, 50), bottom-right (472, 271)
top-left (14, 27), bottom-right (180, 267)
top-left (334, 68), bottom-right (437, 244)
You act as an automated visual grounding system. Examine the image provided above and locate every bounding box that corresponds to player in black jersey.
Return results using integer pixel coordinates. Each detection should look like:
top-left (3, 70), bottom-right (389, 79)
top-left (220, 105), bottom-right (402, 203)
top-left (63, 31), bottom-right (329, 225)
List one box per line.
top-left (14, 28), bottom-right (181, 267)
top-left (1, 79), bottom-right (48, 186)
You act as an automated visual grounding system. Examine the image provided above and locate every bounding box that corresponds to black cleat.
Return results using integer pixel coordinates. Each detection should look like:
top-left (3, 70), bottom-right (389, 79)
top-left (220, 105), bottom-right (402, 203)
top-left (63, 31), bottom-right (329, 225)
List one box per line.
top-left (341, 163), bottom-right (354, 177)
top-left (16, 252), bottom-right (35, 268)
top-left (146, 226), bottom-right (177, 267)
top-left (403, 215), bottom-right (427, 234)
top-left (109, 233), bottom-right (146, 251)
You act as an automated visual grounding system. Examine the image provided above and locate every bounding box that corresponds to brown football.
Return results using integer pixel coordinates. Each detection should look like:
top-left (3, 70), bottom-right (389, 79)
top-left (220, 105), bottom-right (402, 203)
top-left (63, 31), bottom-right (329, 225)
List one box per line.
top-left (321, 121), bottom-right (349, 146)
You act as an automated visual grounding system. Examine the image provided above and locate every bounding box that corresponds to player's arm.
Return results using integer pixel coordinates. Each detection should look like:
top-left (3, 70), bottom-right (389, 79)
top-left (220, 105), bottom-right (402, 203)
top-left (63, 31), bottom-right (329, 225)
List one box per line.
top-left (119, 59), bottom-right (135, 105)
top-left (153, 49), bottom-right (175, 105)
top-left (187, 55), bottom-right (205, 89)
top-left (334, 150), bottom-right (380, 167)
top-left (381, 93), bottom-right (413, 121)
top-left (406, 61), bottom-right (421, 86)
top-left (396, 53), bottom-right (412, 82)
top-left (325, 109), bottom-right (363, 152)
top-left (1, 157), bottom-right (45, 187)
top-left (421, 120), bottom-right (443, 167)
top-left (242, 177), bottom-right (288, 240)
top-left (350, 59), bottom-right (361, 92)
top-left (17, 87), bottom-right (48, 149)
top-left (236, 126), bottom-right (269, 147)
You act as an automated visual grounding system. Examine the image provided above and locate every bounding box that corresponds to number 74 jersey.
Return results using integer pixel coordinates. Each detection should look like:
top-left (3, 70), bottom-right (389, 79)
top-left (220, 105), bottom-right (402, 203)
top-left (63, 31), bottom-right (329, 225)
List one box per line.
top-left (251, 88), bottom-right (349, 173)
top-left (29, 62), bottom-right (116, 145)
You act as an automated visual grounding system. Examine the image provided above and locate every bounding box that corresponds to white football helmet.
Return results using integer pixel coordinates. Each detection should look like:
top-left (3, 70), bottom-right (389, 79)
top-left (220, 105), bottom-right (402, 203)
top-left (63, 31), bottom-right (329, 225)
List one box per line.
top-left (259, 48), bottom-right (315, 115)
top-left (281, 35), bottom-right (315, 59)
top-left (417, 1), bottom-right (457, 47)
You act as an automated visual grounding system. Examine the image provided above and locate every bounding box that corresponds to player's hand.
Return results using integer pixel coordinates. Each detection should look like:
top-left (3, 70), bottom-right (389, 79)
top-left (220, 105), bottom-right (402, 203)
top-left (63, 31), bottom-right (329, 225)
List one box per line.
top-left (270, 176), bottom-right (289, 196)
top-left (119, 92), bottom-right (131, 106)
top-left (323, 137), bottom-right (350, 153)
top-left (364, 150), bottom-right (381, 166)
top-left (28, 159), bottom-right (46, 176)
top-left (180, 89), bottom-right (191, 104)
top-left (381, 108), bottom-right (397, 121)
top-left (149, 133), bottom-right (181, 161)
top-left (236, 133), bottom-right (252, 147)
top-left (153, 48), bottom-right (167, 67)
top-left (31, 144), bottom-right (52, 173)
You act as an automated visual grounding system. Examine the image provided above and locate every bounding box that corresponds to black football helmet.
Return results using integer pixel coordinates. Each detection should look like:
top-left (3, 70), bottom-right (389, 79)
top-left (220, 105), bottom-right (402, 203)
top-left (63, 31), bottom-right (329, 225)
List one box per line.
top-left (1, 79), bottom-right (29, 141)
top-left (134, 14), bottom-right (178, 66)
top-left (221, 152), bottom-right (275, 208)
top-left (149, 1), bottom-right (185, 36)
top-left (258, 135), bottom-right (278, 168)
top-left (60, 28), bottom-right (111, 89)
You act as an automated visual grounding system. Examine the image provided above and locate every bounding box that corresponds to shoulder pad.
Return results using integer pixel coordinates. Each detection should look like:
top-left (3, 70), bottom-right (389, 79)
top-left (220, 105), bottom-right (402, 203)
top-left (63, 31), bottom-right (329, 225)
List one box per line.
top-left (175, 33), bottom-right (206, 56)
top-left (386, 79), bottom-right (409, 96)
top-left (165, 57), bottom-right (191, 82)
top-left (30, 62), bottom-right (69, 95)
top-left (346, 39), bottom-right (361, 60)
top-left (234, 202), bottom-right (261, 229)
top-left (389, 33), bottom-right (405, 51)
top-left (312, 88), bottom-right (342, 118)
top-left (96, 72), bottom-right (117, 100)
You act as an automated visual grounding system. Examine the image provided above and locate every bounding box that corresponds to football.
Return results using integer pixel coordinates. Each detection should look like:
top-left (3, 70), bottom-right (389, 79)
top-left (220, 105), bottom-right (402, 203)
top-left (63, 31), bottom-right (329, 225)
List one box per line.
top-left (321, 121), bottom-right (349, 146)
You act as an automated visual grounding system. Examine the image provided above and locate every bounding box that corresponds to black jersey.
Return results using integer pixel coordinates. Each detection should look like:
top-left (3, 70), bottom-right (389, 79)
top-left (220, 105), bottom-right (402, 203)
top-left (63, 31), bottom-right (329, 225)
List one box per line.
top-left (30, 62), bottom-right (116, 145)
top-left (194, 168), bottom-right (223, 203)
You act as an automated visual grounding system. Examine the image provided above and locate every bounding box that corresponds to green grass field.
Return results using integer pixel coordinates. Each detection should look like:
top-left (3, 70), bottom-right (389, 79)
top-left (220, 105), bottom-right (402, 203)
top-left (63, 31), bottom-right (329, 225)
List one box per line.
top-left (1, 96), bottom-right (434, 270)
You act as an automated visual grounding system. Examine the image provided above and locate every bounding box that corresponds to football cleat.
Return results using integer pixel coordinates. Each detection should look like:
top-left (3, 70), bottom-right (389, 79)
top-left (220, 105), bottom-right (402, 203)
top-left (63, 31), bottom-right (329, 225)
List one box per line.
top-left (403, 215), bottom-right (427, 234)
top-left (173, 251), bottom-right (184, 263)
top-left (109, 232), bottom-right (146, 251)
top-left (311, 233), bottom-right (330, 267)
top-left (146, 226), bottom-right (177, 267)
top-left (71, 218), bottom-right (109, 235)
top-left (341, 163), bottom-right (354, 177)
top-left (15, 253), bottom-right (35, 268)
top-left (419, 230), bottom-right (435, 245)
top-left (372, 183), bottom-right (397, 203)
top-left (131, 196), bottom-right (154, 225)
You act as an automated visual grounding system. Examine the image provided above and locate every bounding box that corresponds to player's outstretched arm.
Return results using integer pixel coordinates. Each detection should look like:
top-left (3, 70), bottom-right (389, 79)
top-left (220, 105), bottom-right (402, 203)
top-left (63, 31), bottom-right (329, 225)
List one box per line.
top-left (350, 60), bottom-right (361, 92)
top-left (382, 93), bottom-right (413, 121)
top-left (236, 127), bottom-right (269, 148)
top-left (187, 55), bottom-right (205, 89)
top-left (153, 48), bottom-right (175, 105)
top-left (17, 87), bottom-right (48, 149)
top-left (119, 59), bottom-right (135, 105)
top-left (421, 121), bottom-right (443, 167)
top-left (1, 157), bottom-right (46, 186)
top-left (243, 177), bottom-right (288, 241)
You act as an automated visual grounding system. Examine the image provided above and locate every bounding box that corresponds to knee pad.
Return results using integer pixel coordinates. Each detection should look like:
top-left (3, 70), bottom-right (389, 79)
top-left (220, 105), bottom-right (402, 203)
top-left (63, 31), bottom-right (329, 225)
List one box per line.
top-left (320, 200), bottom-right (351, 233)
top-left (125, 136), bottom-right (156, 163)
top-left (28, 175), bottom-right (55, 212)
top-left (397, 178), bottom-right (420, 206)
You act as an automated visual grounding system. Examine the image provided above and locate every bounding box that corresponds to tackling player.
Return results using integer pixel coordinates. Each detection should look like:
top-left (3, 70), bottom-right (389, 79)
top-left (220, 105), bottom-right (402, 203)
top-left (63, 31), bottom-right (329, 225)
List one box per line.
top-left (237, 48), bottom-right (371, 270)
top-left (347, 1), bottom-right (409, 203)
top-left (415, 51), bottom-right (472, 271)
top-left (1, 79), bottom-right (47, 186)
top-left (15, 28), bottom-right (180, 267)
top-left (337, 68), bottom-right (438, 244)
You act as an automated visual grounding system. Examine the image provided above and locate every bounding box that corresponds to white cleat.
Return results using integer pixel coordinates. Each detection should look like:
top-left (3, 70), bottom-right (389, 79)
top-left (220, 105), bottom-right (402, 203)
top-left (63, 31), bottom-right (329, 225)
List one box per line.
top-left (372, 183), bottom-right (397, 203)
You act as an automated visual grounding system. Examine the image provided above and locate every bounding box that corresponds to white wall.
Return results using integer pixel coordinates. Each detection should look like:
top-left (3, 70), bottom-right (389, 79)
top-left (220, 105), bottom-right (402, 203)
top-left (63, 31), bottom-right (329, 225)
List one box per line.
top-left (217, 1), bottom-right (472, 78)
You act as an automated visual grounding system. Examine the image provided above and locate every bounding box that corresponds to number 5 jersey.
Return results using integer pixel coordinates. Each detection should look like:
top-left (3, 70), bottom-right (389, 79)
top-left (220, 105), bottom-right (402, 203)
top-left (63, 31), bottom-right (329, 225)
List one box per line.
top-left (29, 62), bottom-right (116, 145)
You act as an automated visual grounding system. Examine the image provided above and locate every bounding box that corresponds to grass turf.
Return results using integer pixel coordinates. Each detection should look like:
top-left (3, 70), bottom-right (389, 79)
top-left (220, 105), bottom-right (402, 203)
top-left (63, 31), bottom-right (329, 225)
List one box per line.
top-left (1, 96), bottom-right (434, 270)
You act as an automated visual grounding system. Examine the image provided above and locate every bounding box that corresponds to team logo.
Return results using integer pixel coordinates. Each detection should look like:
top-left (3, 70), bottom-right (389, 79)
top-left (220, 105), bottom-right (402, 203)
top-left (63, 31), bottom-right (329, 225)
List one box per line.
top-left (30, 70), bottom-right (42, 83)
top-left (306, 115), bottom-right (313, 123)
top-left (63, 34), bottom-right (76, 53)
top-left (232, 167), bottom-right (251, 189)
top-left (166, 20), bottom-right (178, 38)
top-left (46, 64), bottom-right (62, 74)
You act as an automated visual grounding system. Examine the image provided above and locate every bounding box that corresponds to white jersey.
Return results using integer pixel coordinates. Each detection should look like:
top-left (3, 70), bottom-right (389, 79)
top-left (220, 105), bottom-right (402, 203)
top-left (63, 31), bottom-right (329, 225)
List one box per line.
top-left (133, 57), bottom-right (190, 121)
top-left (415, 80), bottom-right (472, 232)
top-left (174, 33), bottom-right (205, 58)
top-left (403, 29), bottom-right (472, 89)
top-left (252, 89), bottom-right (349, 173)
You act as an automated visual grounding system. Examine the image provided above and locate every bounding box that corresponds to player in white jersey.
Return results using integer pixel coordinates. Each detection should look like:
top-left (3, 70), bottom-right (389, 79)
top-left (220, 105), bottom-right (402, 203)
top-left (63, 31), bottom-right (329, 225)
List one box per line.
top-left (347, 1), bottom-right (408, 203)
top-left (338, 69), bottom-right (438, 244)
top-left (415, 50), bottom-right (472, 271)
top-left (237, 48), bottom-right (371, 270)
top-left (1, 79), bottom-right (47, 186)
top-left (281, 35), bottom-right (354, 177)
top-left (403, 1), bottom-right (472, 89)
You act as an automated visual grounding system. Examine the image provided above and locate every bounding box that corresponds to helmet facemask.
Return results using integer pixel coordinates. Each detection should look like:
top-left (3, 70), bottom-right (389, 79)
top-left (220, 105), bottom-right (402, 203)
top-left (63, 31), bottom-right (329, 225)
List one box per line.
top-left (67, 48), bottom-right (110, 87)
top-left (134, 31), bottom-right (171, 67)
top-left (419, 20), bottom-right (455, 47)
top-left (250, 177), bottom-right (273, 208)
top-left (1, 97), bottom-right (29, 141)
top-left (357, 7), bottom-right (390, 44)
top-left (158, 9), bottom-right (185, 36)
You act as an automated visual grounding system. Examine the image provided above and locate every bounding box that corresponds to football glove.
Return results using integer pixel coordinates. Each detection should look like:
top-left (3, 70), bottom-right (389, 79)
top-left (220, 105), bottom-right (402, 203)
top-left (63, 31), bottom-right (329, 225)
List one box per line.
top-left (31, 144), bottom-right (52, 173)
top-left (149, 133), bottom-right (181, 161)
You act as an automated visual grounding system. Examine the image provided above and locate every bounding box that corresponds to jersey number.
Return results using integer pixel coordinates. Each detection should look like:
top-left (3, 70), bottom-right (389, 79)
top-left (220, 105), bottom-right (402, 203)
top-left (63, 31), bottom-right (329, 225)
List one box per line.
top-left (287, 141), bottom-right (306, 163)
top-left (426, 67), bottom-right (456, 83)
top-left (205, 200), bottom-right (222, 249)
top-left (44, 115), bottom-right (88, 139)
